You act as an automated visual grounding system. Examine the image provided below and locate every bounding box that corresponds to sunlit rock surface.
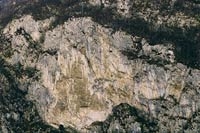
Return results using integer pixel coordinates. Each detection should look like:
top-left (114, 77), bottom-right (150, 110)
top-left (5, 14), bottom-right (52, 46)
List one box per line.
top-left (0, 0), bottom-right (200, 132)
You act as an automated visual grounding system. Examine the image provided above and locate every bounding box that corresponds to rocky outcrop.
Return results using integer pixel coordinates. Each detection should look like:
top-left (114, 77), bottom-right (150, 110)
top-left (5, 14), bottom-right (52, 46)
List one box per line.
top-left (0, 0), bottom-right (200, 132)
top-left (0, 48), bottom-right (76, 132)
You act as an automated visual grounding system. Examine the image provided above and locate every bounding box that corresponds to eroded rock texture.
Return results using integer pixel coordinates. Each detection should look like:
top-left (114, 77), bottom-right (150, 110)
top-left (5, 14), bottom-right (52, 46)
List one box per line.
top-left (0, 0), bottom-right (200, 132)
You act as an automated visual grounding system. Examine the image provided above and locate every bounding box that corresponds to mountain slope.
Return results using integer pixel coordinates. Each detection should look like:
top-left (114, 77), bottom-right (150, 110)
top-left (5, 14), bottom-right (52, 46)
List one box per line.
top-left (0, 0), bottom-right (200, 132)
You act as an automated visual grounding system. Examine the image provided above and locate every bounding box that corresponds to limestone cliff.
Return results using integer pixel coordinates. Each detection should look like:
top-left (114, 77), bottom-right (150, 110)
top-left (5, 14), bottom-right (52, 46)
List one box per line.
top-left (0, 0), bottom-right (200, 132)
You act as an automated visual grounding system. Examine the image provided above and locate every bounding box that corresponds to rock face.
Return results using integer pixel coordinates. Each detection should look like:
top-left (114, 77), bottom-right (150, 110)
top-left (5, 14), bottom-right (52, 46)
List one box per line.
top-left (0, 0), bottom-right (200, 132)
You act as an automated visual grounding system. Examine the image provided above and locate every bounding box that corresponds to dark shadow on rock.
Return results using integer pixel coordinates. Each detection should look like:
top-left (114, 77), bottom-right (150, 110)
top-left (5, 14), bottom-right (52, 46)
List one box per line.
top-left (88, 103), bottom-right (159, 133)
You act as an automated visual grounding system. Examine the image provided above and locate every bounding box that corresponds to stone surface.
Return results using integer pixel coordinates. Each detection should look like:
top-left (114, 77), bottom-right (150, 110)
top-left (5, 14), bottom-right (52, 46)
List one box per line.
top-left (0, 0), bottom-right (200, 132)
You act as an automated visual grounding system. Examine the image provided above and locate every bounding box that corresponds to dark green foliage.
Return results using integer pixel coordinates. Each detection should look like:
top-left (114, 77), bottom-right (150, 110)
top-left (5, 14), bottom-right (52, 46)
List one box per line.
top-left (0, 33), bottom-right (13, 58)
top-left (0, 79), bottom-right (64, 132)
top-left (0, 26), bottom-right (76, 132)
top-left (24, 67), bottom-right (38, 78)
top-left (89, 103), bottom-right (159, 133)
top-left (0, 53), bottom-right (75, 133)
top-left (0, 0), bottom-right (198, 68)
top-left (5, 0), bottom-right (197, 69)
top-left (39, 32), bottom-right (46, 44)
top-left (12, 63), bottom-right (24, 78)
top-left (20, 0), bottom-right (80, 22)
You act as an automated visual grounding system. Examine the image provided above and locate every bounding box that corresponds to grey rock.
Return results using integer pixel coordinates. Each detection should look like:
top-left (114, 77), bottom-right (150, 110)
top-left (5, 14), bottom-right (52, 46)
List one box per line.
top-left (0, 0), bottom-right (199, 132)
